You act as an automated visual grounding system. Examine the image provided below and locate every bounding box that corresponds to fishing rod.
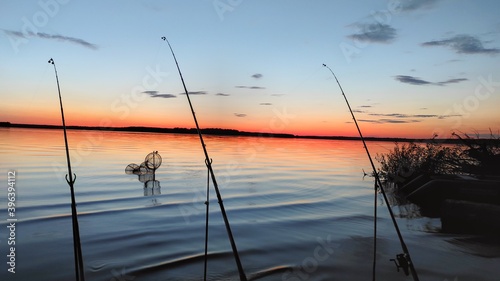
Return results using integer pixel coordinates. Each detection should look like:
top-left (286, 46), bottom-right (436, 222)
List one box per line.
top-left (161, 37), bottom-right (247, 281)
top-left (322, 64), bottom-right (419, 281)
top-left (204, 159), bottom-right (212, 281)
top-left (372, 180), bottom-right (378, 281)
top-left (48, 58), bottom-right (85, 281)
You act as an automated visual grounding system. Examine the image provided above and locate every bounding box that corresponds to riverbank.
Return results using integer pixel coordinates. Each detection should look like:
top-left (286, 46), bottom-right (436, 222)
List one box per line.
top-left (0, 121), bottom-right (469, 143)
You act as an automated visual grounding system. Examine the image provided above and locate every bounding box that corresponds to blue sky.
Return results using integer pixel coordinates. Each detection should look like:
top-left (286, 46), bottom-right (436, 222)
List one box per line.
top-left (1, 0), bottom-right (499, 138)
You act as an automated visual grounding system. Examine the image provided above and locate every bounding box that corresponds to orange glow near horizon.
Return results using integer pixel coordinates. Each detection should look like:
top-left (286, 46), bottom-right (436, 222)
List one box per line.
top-left (2, 115), bottom-right (451, 139)
top-left (1, 104), bottom-right (489, 139)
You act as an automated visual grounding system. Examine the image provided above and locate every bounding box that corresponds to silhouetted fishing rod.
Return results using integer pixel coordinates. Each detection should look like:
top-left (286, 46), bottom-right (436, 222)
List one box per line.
top-left (323, 64), bottom-right (419, 281)
top-left (204, 159), bottom-right (212, 281)
top-left (161, 37), bottom-right (247, 281)
top-left (48, 58), bottom-right (85, 281)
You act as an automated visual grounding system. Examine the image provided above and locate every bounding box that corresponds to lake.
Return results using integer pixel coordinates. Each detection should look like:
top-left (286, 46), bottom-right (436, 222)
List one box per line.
top-left (1, 128), bottom-right (499, 281)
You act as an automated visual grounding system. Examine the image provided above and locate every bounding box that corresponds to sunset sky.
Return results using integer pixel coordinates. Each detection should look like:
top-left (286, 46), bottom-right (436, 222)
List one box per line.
top-left (1, 0), bottom-right (499, 138)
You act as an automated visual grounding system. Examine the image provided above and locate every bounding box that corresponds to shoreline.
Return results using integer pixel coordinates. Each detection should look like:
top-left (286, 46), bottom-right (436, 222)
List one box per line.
top-left (0, 121), bottom-right (465, 143)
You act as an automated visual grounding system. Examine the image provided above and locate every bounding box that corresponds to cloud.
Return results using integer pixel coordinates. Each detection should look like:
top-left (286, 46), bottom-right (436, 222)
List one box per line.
top-left (357, 119), bottom-right (381, 124)
top-left (422, 34), bottom-right (500, 55)
top-left (436, 78), bottom-right (468, 86)
top-left (413, 114), bottom-right (437, 118)
top-left (358, 118), bottom-right (421, 124)
top-left (369, 112), bottom-right (464, 120)
top-left (398, 0), bottom-right (441, 12)
top-left (348, 23), bottom-right (397, 43)
top-left (234, 113), bottom-right (247, 117)
top-left (3, 30), bottom-right (23, 37)
top-left (235, 86), bottom-right (266, 90)
top-left (3, 29), bottom-right (98, 50)
top-left (179, 91), bottom-right (207, 95)
top-left (356, 111), bottom-right (462, 124)
top-left (259, 103), bottom-right (272, 105)
top-left (394, 75), bottom-right (432, 85)
top-left (251, 73), bottom-right (263, 79)
top-left (438, 114), bottom-right (462, 119)
top-left (384, 119), bottom-right (421, 123)
top-left (368, 113), bottom-right (438, 118)
top-left (216, 93), bottom-right (230, 96)
top-left (394, 75), bottom-right (468, 86)
top-left (143, 91), bottom-right (176, 98)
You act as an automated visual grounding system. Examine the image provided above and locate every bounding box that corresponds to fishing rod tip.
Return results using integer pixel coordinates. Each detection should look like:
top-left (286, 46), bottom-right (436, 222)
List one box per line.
top-left (161, 36), bottom-right (166, 40)
top-left (48, 58), bottom-right (54, 64)
top-left (322, 63), bottom-right (326, 67)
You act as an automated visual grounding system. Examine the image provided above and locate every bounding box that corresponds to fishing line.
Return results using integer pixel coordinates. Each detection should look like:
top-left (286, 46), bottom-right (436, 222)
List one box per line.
top-left (323, 64), bottom-right (419, 281)
top-left (48, 58), bottom-right (85, 281)
top-left (161, 37), bottom-right (247, 281)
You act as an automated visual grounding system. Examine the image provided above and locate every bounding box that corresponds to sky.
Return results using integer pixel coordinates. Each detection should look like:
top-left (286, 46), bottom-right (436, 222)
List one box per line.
top-left (1, 0), bottom-right (500, 138)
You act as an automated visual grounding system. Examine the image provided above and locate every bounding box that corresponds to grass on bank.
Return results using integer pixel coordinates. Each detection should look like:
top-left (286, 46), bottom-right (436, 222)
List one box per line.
top-left (376, 131), bottom-right (500, 187)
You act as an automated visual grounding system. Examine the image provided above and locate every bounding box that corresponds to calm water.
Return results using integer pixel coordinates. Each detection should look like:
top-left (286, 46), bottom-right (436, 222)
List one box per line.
top-left (1, 128), bottom-right (499, 281)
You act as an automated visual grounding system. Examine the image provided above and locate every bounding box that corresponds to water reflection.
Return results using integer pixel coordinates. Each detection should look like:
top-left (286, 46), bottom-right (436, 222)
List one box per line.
top-left (381, 181), bottom-right (423, 219)
top-left (3, 128), bottom-right (500, 281)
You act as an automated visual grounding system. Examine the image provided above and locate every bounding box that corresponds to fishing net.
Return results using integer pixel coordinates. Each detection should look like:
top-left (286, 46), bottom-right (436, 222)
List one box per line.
top-left (144, 180), bottom-right (161, 196)
top-left (139, 162), bottom-right (152, 174)
top-left (145, 180), bottom-right (161, 189)
top-left (145, 151), bottom-right (162, 171)
top-left (125, 151), bottom-right (162, 175)
top-left (125, 163), bottom-right (140, 174)
top-left (126, 151), bottom-right (163, 197)
top-left (138, 173), bottom-right (155, 183)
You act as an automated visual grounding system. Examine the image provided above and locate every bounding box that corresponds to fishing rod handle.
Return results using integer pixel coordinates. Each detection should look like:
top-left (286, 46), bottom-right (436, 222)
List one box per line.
top-left (66, 173), bottom-right (77, 185)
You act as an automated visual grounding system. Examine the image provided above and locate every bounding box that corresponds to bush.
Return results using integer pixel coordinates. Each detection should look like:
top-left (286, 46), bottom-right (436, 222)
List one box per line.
top-left (376, 141), bottom-right (461, 185)
top-left (452, 131), bottom-right (500, 176)
top-left (376, 131), bottom-right (500, 186)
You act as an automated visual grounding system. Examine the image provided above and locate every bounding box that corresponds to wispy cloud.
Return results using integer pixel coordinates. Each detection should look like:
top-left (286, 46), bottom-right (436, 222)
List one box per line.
top-left (398, 0), bottom-right (441, 12)
top-left (394, 75), bottom-right (468, 86)
top-left (422, 34), bottom-right (500, 55)
top-left (234, 113), bottom-right (247, 117)
top-left (394, 75), bottom-right (432, 85)
top-left (3, 29), bottom-right (98, 50)
top-left (216, 93), bottom-right (230, 96)
top-left (348, 23), bottom-right (397, 43)
top-left (251, 73), bottom-right (263, 79)
top-left (357, 119), bottom-right (421, 124)
top-left (369, 113), bottom-right (437, 118)
top-left (235, 86), bottom-right (266, 90)
top-left (143, 91), bottom-right (176, 98)
top-left (438, 114), bottom-right (462, 119)
top-left (356, 119), bottom-right (379, 123)
top-left (179, 91), bottom-right (207, 95)
top-left (355, 111), bottom-right (462, 124)
top-left (259, 103), bottom-right (272, 105)
top-left (436, 78), bottom-right (468, 86)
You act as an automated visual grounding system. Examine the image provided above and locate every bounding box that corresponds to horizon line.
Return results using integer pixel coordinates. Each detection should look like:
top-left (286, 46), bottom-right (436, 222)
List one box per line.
top-left (0, 121), bottom-right (474, 143)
